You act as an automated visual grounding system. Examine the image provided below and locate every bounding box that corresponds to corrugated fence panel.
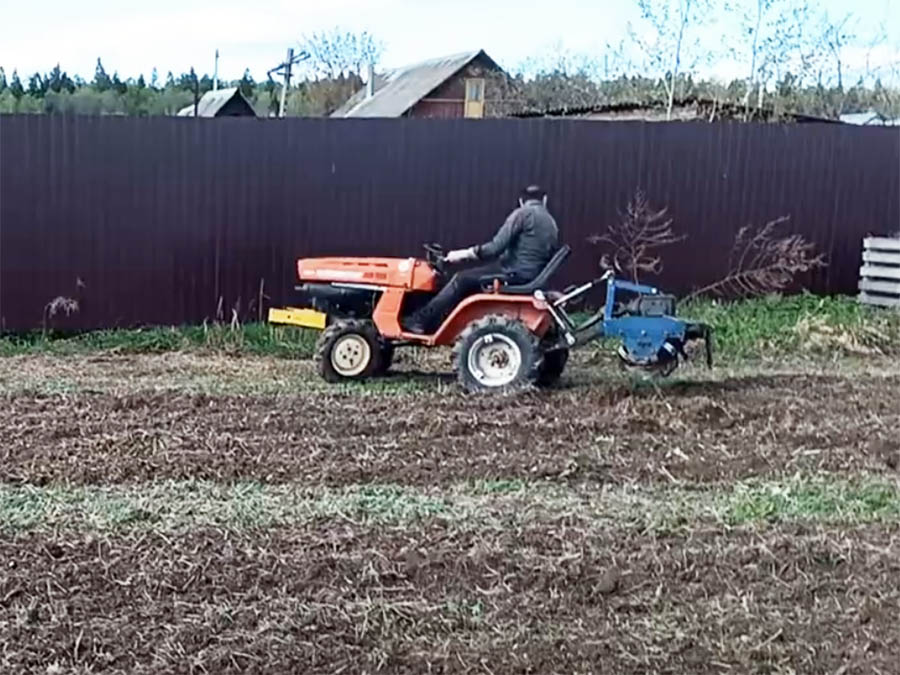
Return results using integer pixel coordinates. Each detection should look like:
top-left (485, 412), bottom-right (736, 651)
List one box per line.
top-left (1, 114), bottom-right (898, 331)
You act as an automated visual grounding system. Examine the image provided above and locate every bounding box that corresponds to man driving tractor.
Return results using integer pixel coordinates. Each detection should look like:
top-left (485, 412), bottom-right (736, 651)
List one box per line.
top-left (404, 184), bottom-right (559, 334)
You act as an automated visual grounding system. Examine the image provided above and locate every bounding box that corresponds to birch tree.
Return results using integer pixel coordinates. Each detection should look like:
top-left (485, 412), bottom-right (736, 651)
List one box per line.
top-left (731, 0), bottom-right (833, 114)
top-left (629, 0), bottom-right (712, 120)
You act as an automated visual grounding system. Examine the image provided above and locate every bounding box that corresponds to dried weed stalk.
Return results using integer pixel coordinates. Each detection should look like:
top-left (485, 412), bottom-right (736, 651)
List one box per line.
top-left (42, 295), bottom-right (80, 336)
top-left (686, 216), bottom-right (827, 301)
top-left (588, 190), bottom-right (685, 283)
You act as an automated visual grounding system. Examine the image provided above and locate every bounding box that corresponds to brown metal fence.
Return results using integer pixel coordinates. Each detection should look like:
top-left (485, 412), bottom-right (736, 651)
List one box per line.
top-left (1, 114), bottom-right (898, 332)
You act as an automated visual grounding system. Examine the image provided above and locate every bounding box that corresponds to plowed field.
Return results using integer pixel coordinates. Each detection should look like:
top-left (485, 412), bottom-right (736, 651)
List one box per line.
top-left (2, 351), bottom-right (899, 674)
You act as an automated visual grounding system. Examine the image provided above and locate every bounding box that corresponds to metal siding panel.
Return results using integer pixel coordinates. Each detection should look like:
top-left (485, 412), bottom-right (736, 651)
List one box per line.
top-left (1, 114), bottom-right (898, 331)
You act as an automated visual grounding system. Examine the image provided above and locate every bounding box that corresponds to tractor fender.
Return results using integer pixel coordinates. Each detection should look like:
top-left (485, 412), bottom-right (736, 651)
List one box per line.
top-left (429, 293), bottom-right (552, 347)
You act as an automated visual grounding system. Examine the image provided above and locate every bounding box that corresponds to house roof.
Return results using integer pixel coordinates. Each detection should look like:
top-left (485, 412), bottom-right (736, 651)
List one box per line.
top-left (839, 110), bottom-right (900, 126)
top-left (331, 49), bottom-right (497, 118)
top-left (176, 87), bottom-right (254, 117)
top-left (511, 97), bottom-right (839, 123)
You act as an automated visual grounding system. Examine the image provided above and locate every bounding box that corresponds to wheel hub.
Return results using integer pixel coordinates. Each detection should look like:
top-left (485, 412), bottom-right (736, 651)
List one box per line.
top-left (331, 334), bottom-right (372, 377)
top-left (467, 333), bottom-right (522, 387)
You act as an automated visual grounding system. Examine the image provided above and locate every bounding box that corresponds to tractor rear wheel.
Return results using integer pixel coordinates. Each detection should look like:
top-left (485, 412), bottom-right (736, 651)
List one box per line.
top-left (315, 319), bottom-right (384, 383)
top-left (452, 314), bottom-right (541, 393)
top-left (537, 348), bottom-right (569, 387)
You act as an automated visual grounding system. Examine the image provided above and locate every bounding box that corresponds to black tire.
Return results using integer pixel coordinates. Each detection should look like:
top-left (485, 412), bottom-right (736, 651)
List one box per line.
top-left (537, 348), bottom-right (569, 387)
top-left (452, 314), bottom-right (541, 393)
top-left (315, 319), bottom-right (384, 383)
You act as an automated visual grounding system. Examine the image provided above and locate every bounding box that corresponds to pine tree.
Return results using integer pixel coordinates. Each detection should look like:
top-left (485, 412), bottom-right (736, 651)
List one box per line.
top-left (27, 73), bottom-right (46, 97)
top-left (238, 68), bottom-right (255, 98)
top-left (47, 64), bottom-right (75, 94)
top-left (111, 72), bottom-right (127, 95)
top-left (150, 67), bottom-right (159, 89)
top-left (0, 68), bottom-right (6, 93)
top-left (9, 70), bottom-right (24, 99)
top-left (94, 58), bottom-right (112, 91)
top-left (137, 74), bottom-right (147, 89)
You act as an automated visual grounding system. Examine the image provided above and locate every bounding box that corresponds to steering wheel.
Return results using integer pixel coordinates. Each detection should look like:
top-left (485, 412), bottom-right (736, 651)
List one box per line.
top-left (423, 243), bottom-right (446, 273)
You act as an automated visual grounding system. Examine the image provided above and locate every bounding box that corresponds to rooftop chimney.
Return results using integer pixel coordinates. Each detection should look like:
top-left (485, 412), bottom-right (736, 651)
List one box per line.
top-left (366, 62), bottom-right (375, 99)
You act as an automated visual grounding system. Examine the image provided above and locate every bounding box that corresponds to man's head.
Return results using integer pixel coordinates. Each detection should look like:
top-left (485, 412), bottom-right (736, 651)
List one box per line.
top-left (519, 184), bottom-right (547, 207)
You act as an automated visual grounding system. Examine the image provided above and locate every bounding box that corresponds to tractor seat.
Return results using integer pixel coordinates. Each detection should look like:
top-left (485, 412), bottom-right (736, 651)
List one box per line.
top-left (499, 245), bottom-right (572, 295)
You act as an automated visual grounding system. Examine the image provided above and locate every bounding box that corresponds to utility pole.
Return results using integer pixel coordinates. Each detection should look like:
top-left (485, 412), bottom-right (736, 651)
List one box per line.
top-left (278, 48), bottom-right (292, 117)
top-left (213, 49), bottom-right (219, 91)
top-left (267, 47), bottom-right (310, 118)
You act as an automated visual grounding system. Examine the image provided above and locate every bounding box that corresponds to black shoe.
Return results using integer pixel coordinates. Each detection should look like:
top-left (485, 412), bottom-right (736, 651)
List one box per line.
top-left (404, 317), bottom-right (428, 334)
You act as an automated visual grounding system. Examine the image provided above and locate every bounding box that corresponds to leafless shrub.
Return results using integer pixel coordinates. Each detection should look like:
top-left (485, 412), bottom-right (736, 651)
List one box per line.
top-left (685, 216), bottom-right (827, 301)
top-left (42, 296), bottom-right (80, 335)
top-left (588, 189), bottom-right (685, 283)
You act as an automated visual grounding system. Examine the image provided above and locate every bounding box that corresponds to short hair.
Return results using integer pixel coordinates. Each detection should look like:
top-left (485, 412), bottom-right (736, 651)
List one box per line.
top-left (521, 184), bottom-right (546, 200)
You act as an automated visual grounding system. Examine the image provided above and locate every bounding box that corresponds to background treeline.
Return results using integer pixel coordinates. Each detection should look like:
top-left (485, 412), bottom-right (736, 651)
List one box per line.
top-left (2, 0), bottom-right (899, 120)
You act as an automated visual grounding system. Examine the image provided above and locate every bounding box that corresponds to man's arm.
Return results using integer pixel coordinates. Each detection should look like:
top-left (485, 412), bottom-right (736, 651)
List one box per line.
top-left (474, 209), bottom-right (523, 261)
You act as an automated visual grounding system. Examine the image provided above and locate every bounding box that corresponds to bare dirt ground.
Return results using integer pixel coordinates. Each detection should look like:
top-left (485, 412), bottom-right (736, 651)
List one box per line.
top-left (1, 351), bottom-right (899, 674)
top-left (2, 352), bottom-right (898, 487)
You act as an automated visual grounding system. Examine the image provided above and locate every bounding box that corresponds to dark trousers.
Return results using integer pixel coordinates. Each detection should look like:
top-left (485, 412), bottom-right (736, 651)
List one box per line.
top-left (410, 264), bottom-right (527, 331)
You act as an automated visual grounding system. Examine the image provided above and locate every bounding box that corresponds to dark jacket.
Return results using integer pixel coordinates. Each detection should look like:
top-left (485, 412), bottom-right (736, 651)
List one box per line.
top-left (474, 200), bottom-right (559, 279)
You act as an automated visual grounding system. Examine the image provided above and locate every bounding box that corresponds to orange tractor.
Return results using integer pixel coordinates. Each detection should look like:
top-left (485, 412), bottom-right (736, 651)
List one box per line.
top-left (268, 243), bottom-right (712, 391)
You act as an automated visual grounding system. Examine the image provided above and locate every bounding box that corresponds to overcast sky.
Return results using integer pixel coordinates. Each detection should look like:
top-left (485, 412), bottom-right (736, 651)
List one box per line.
top-left (2, 0), bottom-right (898, 83)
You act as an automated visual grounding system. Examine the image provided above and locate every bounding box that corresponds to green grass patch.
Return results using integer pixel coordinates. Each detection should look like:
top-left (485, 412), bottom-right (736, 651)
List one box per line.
top-left (725, 477), bottom-right (900, 525)
top-left (0, 481), bottom-right (453, 532)
top-left (681, 293), bottom-right (900, 360)
top-left (2, 476), bottom-right (898, 534)
top-left (465, 479), bottom-right (528, 495)
top-left (0, 322), bottom-right (318, 359)
top-left (2, 293), bottom-right (898, 363)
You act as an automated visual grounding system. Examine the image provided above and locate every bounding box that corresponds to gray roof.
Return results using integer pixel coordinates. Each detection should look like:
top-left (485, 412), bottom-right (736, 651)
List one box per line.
top-left (331, 50), bottom-right (493, 118)
top-left (176, 87), bottom-right (252, 117)
top-left (839, 110), bottom-right (900, 126)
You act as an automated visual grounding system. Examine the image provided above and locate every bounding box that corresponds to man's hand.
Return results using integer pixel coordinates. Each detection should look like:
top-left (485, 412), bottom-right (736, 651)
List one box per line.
top-left (444, 247), bottom-right (478, 264)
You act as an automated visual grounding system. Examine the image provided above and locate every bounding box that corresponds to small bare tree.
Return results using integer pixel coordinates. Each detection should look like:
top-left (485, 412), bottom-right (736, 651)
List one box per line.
top-left (588, 190), bottom-right (685, 283)
top-left (685, 215), bottom-right (826, 300)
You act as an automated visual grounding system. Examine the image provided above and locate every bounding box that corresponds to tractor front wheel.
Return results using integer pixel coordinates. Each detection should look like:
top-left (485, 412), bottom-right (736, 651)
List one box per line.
top-left (452, 315), bottom-right (541, 393)
top-left (315, 319), bottom-right (384, 383)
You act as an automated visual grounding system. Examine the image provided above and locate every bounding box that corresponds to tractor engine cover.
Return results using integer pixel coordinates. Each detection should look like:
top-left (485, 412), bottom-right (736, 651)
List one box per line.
top-left (296, 283), bottom-right (379, 318)
top-left (637, 294), bottom-right (675, 317)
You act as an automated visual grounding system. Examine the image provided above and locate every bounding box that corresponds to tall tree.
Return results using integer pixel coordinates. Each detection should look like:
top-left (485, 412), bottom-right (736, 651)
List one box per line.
top-left (94, 58), bottom-right (112, 91)
top-left (730, 0), bottom-right (827, 113)
top-left (629, 0), bottom-right (712, 120)
top-left (27, 73), bottom-right (46, 97)
top-left (111, 72), bottom-right (127, 95)
top-left (47, 64), bottom-right (75, 94)
top-left (150, 67), bottom-right (159, 89)
top-left (9, 70), bottom-right (24, 99)
top-left (299, 27), bottom-right (384, 80)
top-left (819, 12), bottom-right (855, 91)
top-left (0, 67), bottom-right (6, 93)
top-left (238, 68), bottom-right (255, 98)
